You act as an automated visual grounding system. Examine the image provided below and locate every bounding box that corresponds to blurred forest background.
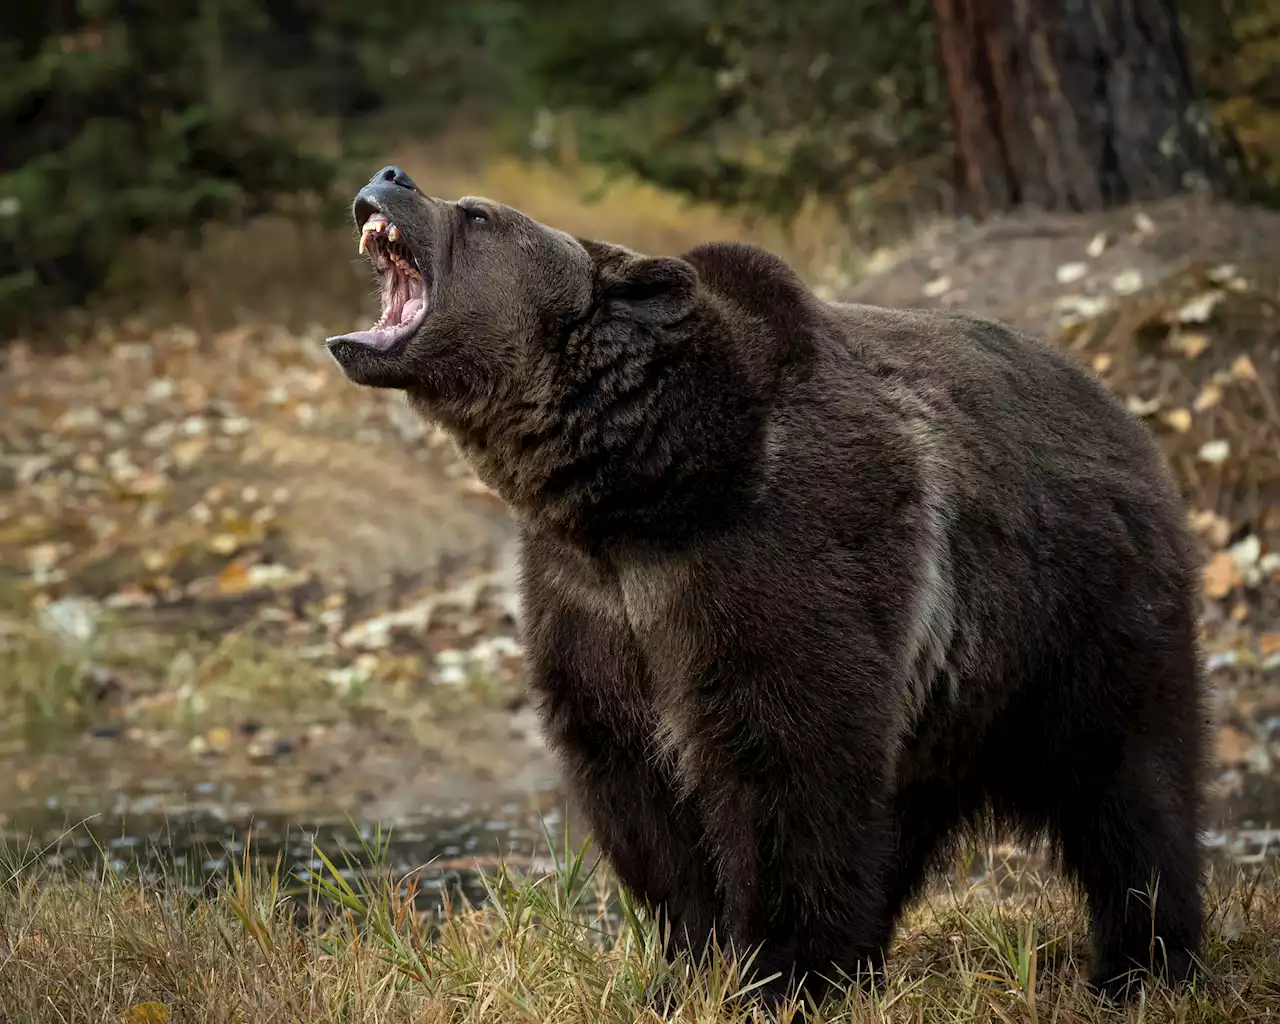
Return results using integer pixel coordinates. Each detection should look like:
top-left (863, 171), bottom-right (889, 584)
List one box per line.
top-left (5, 0), bottom-right (1280, 336)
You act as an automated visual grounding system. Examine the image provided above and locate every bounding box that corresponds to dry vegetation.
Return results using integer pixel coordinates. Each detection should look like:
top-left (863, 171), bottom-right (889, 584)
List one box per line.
top-left (1, 827), bottom-right (1277, 1024)
top-left (102, 139), bottom-right (861, 339)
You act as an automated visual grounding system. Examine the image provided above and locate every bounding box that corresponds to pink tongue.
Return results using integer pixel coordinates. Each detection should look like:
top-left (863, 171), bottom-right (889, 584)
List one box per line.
top-left (401, 298), bottom-right (424, 322)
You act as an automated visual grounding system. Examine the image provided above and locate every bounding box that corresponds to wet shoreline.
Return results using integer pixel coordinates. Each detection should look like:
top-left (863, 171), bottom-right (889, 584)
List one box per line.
top-left (6, 789), bottom-right (1276, 929)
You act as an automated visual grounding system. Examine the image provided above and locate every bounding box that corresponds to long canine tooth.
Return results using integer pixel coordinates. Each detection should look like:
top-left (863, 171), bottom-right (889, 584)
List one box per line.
top-left (388, 224), bottom-right (400, 242)
top-left (359, 230), bottom-right (369, 255)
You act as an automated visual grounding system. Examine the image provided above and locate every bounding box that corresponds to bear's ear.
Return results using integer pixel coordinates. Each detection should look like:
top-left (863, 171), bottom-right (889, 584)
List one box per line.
top-left (602, 256), bottom-right (698, 327)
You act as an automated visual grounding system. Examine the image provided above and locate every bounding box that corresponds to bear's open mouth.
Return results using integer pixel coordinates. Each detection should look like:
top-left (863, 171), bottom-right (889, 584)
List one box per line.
top-left (334, 211), bottom-right (429, 351)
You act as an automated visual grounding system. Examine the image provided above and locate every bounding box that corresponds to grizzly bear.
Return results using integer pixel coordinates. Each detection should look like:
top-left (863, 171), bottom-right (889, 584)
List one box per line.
top-left (327, 165), bottom-right (1209, 1009)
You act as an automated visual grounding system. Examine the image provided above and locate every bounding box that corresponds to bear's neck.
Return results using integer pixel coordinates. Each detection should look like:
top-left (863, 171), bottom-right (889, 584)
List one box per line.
top-left (444, 294), bottom-right (770, 553)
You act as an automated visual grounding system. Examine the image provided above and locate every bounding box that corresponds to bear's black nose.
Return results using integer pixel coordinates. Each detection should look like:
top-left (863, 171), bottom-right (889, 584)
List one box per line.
top-left (372, 165), bottom-right (420, 192)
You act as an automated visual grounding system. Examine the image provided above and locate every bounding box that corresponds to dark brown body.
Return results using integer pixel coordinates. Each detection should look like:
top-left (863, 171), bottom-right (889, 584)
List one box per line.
top-left (328, 168), bottom-right (1209, 1008)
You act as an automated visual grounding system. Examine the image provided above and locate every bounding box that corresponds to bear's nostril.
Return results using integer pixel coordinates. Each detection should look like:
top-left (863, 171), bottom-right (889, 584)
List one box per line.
top-left (375, 165), bottom-right (420, 192)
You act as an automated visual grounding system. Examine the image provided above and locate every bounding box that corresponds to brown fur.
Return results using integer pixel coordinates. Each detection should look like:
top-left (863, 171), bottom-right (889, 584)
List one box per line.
top-left (328, 166), bottom-right (1210, 1009)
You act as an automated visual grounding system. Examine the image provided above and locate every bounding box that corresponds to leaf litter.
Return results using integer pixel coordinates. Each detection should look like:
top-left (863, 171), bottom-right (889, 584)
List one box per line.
top-left (0, 318), bottom-right (548, 822)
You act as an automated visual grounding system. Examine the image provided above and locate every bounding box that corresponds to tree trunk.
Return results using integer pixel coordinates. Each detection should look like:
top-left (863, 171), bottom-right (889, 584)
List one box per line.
top-left (932, 0), bottom-right (1226, 217)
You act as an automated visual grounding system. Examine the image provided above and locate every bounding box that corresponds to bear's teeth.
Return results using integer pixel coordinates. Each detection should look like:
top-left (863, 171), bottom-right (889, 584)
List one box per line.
top-left (358, 214), bottom-right (392, 254)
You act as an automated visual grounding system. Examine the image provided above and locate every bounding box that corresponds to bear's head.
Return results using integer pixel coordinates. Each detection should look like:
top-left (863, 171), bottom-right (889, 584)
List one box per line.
top-left (325, 165), bottom-right (698, 414)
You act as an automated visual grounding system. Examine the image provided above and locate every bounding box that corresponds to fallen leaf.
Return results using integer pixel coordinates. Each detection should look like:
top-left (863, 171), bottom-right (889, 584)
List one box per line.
top-left (1230, 535), bottom-right (1262, 572)
top-left (1086, 231), bottom-right (1110, 258)
top-left (1231, 354), bottom-right (1258, 382)
top-left (205, 726), bottom-right (232, 751)
top-left (1193, 382), bottom-right (1223, 412)
top-left (1217, 726), bottom-right (1253, 765)
top-left (1111, 269), bottom-right (1144, 295)
top-left (213, 559), bottom-right (252, 595)
top-left (171, 438), bottom-right (208, 469)
top-left (1163, 408), bottom-right (1192, 433)
top-left (127, 470), bottom-right (167, 496)
top-left (105, 586), bottom-right (154, 610)
top-left (1174, 290), bottom-right (1224, 325)
top-left (1055, 294), bottom-right (1112, 319)
top-left (1207, 263), bottom-right (1238, 283)
top-left (1125, 395), bottom-right (1162, 417)
top-left (1171, 332), bottom-right (1210, 358)
top-left (1204, 551), bottom-right (1243, 598)
top-left (1198, 439), bottom-right (1230, 464)
top-left (208, 533), bottom-right (241, 556)
top-left (54, 406), bottom-right (103, 433)
top-left (1188, 509), bottom-right (1233, 549)
top-left (1132, 211), bottom-right (1157, 235)
top-left (921, 276), bottom-right (951, 298)
top-left (1056, 261), bottom-right (1088, 284)
top-left (1259, 633), bottom-right (1280, 659)
top-left (1091, 353), bottom-right (1113, 374)
top-left (245, 563), bottom-right (309, 590)
top-left (16, 454), bottom-right (54, 486)
top-left (119, 1002), bottom-right (169, 1024)
top-left (140, 548), bottom-right (171, 573)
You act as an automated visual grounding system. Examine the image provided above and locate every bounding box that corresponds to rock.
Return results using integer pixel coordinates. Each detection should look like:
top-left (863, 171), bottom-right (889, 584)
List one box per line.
top-left (89, 724), bottom-right (125, 739)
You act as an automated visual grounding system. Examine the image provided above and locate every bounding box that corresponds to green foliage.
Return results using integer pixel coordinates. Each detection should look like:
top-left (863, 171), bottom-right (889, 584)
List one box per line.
top-left (1181, 0), bottom-right (1280, 200)
top-left (490, 0), bottom-right (947, 235)
top-left (492, 0), bottom-right (1280, 233)
top-left (0, 0), bottom-right (337, 333)
top-left (5, 0), bottom-right (1280, 334)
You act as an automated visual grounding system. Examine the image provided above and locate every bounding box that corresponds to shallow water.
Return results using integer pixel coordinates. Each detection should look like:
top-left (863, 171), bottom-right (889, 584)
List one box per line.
top-left (2, 799), bottom-right (583, 920)
top-left (5, 796), bottom-right (1277, 926)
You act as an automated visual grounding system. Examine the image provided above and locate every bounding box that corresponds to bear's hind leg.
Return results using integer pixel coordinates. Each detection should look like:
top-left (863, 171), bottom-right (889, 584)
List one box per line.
top-left (1055, 729), bottom-right (1206, 999)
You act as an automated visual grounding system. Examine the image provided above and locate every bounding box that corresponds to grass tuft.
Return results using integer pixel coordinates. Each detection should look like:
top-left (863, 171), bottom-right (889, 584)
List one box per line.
top-left (1, 824), bottom-right (1277, 1023)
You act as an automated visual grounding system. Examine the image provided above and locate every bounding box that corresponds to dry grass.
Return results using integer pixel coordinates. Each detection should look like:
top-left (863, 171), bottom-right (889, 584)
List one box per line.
top-left (105, 136), bottom-right (863, 337)
top-left (1, 825), bottom-right (1277, 1024)
top-left (0, 586), bottom-right (335, 743)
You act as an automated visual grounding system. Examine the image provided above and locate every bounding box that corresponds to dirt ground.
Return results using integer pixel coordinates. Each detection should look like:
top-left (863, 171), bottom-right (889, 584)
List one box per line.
top-left (1, 189), bottom-right (1278, 832)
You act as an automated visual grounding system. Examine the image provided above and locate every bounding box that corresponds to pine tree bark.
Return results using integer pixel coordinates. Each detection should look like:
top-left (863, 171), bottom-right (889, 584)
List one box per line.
top-left (932, 0), bottom-right (1226, 217)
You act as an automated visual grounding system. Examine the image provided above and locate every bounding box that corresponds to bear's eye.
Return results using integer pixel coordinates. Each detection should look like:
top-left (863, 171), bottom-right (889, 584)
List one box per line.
top-left (464, 208), bottom-right (488, 224)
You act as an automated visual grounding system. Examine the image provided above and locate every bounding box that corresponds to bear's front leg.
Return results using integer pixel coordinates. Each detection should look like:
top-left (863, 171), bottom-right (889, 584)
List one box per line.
top-left (677, 660), bottom-right (903, 1010)
top-left (520, 574), bottom-right (721, 970)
